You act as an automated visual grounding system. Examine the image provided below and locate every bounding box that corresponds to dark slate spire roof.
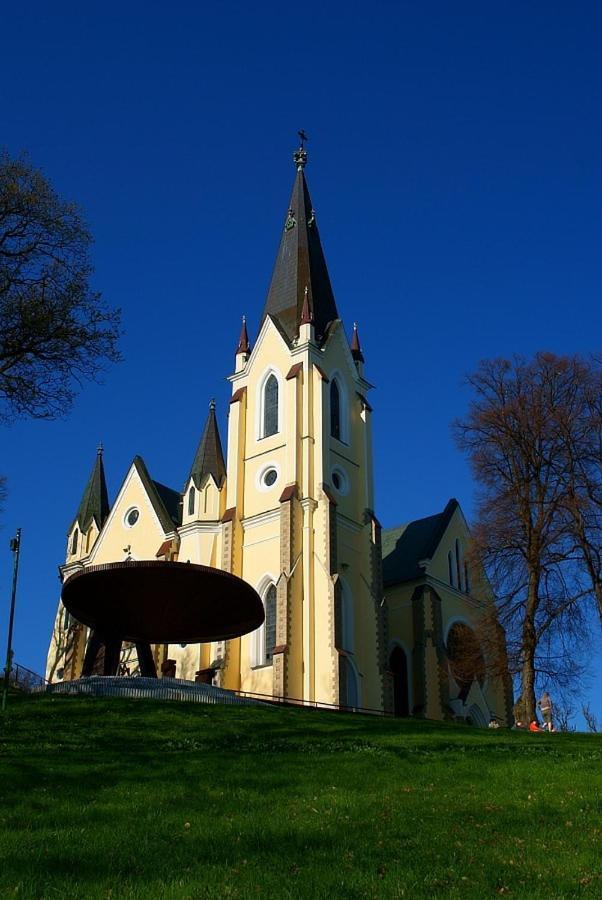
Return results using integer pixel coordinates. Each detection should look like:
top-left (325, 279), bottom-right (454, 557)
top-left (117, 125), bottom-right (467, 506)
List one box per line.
top-left (260, 146), bottom-right (338, 343)
top-left (187, 400), bottom-right (226, 490)
top-left (72, 446), bottom-right (110, 533)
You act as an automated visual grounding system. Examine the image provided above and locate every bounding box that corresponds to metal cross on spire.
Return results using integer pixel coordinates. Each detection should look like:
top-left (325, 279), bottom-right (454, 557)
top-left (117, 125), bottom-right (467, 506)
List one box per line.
top-left (293, 130), bottom-right (309, 171)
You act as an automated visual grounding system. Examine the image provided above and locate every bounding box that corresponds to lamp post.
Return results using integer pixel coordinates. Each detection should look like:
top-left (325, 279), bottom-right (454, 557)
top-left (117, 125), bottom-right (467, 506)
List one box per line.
top-left (1, 529), bottom-right (22, 712)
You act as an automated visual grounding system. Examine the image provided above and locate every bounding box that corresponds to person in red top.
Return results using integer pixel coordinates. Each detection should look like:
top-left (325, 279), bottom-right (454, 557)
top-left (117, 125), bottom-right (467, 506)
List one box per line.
top-left (529, 720), bottom-right (544, 732)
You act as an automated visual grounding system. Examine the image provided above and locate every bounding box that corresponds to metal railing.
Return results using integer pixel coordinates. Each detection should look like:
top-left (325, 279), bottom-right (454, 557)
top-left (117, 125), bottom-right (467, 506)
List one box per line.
top-left (43, 675), bottom-right (264, 706)
top-left (8, 662), bottom-right (48, 693)
top-left (231, 688), bottom-right (394, 717)
top-left (42, 673), bottom-right (392, 716)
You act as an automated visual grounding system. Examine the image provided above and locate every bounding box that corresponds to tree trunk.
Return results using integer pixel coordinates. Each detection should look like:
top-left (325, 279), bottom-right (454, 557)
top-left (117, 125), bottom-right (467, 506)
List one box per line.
top-left (521, 573), bottom-right (539, 722)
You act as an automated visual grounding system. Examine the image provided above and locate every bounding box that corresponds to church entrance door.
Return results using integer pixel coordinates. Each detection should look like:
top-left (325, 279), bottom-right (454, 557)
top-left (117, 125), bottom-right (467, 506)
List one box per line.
top-left (390, 646), bottom-right (409, 717)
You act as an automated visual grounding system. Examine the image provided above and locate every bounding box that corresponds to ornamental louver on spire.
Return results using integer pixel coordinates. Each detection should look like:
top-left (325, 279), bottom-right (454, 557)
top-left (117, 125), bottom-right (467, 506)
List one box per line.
top-left (187, 400), bottom-right (226, 490)
top-left (260, 144), bottom-right (339, 343)
top-left (72, 446), bottom-right (110, 532)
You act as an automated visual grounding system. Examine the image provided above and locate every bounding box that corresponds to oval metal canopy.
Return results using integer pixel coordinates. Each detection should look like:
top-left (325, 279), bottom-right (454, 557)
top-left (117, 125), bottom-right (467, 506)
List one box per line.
top-left (61, 561), bottom-right (265, 644)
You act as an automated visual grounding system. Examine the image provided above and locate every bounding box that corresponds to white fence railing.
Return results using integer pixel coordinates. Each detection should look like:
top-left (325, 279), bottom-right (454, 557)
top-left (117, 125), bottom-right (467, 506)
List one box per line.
top-left (40, 676), bottom-right (265, 707)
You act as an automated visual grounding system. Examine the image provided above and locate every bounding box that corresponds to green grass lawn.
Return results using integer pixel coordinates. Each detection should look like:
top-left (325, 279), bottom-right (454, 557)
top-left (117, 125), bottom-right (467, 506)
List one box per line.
top-left (0, 694), bottom-right (600, 898)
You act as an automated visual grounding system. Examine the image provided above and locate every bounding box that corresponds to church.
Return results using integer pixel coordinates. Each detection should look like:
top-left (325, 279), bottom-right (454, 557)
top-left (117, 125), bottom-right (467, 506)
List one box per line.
top-left (46, 142), bottom-right (512, 727)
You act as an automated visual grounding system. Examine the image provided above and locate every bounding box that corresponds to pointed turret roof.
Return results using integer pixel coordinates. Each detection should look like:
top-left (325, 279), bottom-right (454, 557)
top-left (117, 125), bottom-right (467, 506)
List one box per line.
top-left (72, 446), bottom-right (110, 533)
top-left (351, 322), bottom-right (364, 363)
top-left (260, 145), bottom-right (338, 343)
top-left (236, 316), bottom-right (250, 355)
top-left (300, 285), bottom-right (313, 325)
top-left (187, 400), bottom-right (226, 490)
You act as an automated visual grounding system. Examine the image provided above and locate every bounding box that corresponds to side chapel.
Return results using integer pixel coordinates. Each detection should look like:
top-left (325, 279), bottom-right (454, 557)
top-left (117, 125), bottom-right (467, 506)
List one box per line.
top-left (46, 143), bottom-right (512, 726)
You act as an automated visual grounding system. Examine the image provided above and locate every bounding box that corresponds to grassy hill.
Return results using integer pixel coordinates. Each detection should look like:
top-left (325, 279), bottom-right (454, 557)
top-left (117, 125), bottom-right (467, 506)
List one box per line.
top-left (0, 694), bottom-right (600, 898)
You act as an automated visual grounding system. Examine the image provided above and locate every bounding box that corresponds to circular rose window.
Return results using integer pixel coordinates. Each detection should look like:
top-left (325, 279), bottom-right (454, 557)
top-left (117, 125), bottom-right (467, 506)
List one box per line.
top-left (263, 468), bottom-right (278, 487)
top-left (124, 507), bottom-right (140, 528)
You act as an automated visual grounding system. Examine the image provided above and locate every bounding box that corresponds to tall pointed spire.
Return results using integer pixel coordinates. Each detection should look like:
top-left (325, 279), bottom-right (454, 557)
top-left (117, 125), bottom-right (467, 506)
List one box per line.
top-left (260, 140), bottom-right (338, 343)
top-left (187, 399), bottom-right (226, 490)
top-left (73, 446), bottom-right (110, 532)
top-left (236, 315), bottom-right (250, 355)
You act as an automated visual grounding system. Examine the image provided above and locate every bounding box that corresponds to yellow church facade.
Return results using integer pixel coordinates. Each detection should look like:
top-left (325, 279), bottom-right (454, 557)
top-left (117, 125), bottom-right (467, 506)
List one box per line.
top-left (46, 144), bottom-right (512, 726)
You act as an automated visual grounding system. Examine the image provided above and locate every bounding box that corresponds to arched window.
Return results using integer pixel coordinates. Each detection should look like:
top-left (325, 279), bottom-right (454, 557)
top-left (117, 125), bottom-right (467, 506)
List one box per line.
top-left (339, 656), bottom-right (359, 709)
top-left (251, 582), bottom-right (277, 667)
top-left (188, 485), bottom-right (195, 516)
top-left (447, 622), bottom-right (486, 691)
top-left (448, 550), bottom-right (455, 586)
top-left (389, 645), bottom-right (410, 717)
top-left (455, 539), bottom-right (463, 591)
top-left (346, 661), bottom-right (359, 709)
top-left (467, 704), bottom-right (487, 727)
top-left (264, 584), bottom-right (277, 663)
top-left (71, 528), bottom-right (78, 556)
top-left (62, 606), bottom-right (72, 631)
top-left (334, 580), bottom-right (353, 652)
top-left (263, 374), bottom-right (279, 437)
top-left (330, 379), bottom-right (341, 439)
top-left (464, 560), bottom-right (471, 594)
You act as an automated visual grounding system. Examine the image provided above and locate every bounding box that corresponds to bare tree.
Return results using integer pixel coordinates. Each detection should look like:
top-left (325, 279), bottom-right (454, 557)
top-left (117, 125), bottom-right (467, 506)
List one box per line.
top-left (455, 354), bottom-right (596, 723)
top-left (581, 703), bottom-right (599, 733)
top-left (553, 697), bottom-right (576, 733)
top-left (46, 605), bottom-right (78, 682)
top-left (0, 150), bottom-right (121, 422)
top-left (556, 360), bottom-right (602, 624)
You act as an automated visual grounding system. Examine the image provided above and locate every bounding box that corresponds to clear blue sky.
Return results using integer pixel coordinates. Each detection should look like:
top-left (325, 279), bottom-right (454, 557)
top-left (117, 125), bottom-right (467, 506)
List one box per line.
top-left (1, 2), bottom-right (600, 725)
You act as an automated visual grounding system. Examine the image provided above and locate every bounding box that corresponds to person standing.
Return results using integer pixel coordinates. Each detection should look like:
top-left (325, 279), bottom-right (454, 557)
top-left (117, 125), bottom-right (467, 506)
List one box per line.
top-left (538, 691), bottom-right (554, 732)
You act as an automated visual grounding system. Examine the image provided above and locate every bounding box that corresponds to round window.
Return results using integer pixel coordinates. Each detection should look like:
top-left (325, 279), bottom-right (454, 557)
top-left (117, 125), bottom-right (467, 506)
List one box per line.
top-left (125, 508), bottom-right (140, 527)
top-left (263, 468), bottom-right (278, 488)
top-left (331, 467), bottom-right (349, 495)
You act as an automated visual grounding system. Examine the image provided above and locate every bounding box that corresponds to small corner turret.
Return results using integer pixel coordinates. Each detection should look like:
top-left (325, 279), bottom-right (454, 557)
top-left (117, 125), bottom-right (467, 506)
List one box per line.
top-left (235, 316), bottom-right (250, 372)
top-left (66, 445), bottom-right (110, 562)
top-left (298, 285), bottom-right (315, 344)
top-left (350, 322), bottom-right (365, 375)
top-left (182, 399), bottom-right (227, 524)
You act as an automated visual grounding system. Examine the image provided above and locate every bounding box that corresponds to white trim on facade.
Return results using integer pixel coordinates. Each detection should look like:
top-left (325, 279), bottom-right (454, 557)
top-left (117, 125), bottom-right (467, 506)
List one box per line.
top-left (241, 508), bottom-right (280, 530)
top-left (255, 460), bottom-right (282, 493)
top-left (177, 521), bottom-right (222, 537)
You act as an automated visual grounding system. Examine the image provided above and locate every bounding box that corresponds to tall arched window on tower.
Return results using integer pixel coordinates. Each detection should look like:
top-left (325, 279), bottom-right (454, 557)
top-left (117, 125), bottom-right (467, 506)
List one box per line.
top-left (334, 579), bottom-right (354, 652)
top-left (264, 584), bottom-right (277, 663)
top-left (251, 582), bottom-right (277, 667)
top-left (188, 485), bottom-right (196, 516)
top-left (330, 379), bottom-right (341, 440)
top-left (448, 550), bottom-right (455, 587)
top-left (455, 539), bottom-right (463, 591)
top-left (263, 374), bottom-right (279, 437)
top-left (71, 528), bottom-right (78, 556)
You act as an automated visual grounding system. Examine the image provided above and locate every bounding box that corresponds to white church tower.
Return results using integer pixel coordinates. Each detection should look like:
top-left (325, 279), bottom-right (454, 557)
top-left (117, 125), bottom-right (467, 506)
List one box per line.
top-left (219, 142), bottom-right (386, 708)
